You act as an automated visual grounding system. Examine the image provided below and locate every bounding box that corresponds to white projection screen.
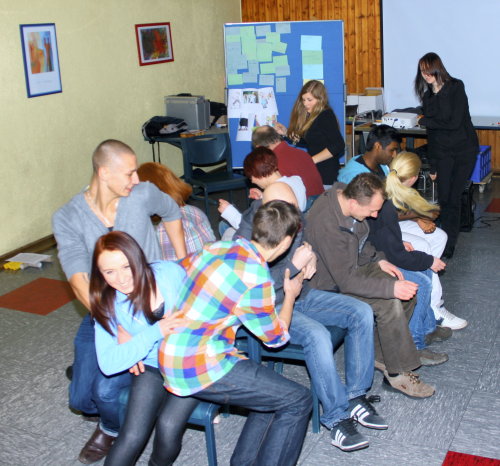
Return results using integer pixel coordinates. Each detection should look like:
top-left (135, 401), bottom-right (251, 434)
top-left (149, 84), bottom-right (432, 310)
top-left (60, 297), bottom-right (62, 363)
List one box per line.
top-left (382, 0), bottom-right (500, 119)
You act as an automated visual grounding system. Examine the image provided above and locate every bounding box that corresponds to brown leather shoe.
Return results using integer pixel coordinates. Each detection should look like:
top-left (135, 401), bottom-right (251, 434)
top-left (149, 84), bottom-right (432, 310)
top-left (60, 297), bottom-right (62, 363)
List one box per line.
top-left (383, 372), bottom-right (435, 398)
top-left (78, 426), bottom-right (115, 464)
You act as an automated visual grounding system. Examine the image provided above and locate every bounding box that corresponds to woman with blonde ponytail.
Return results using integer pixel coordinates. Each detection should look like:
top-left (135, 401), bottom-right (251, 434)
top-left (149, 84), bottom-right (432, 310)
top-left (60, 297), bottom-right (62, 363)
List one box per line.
top-left (387, 152), bottom-right (468, 331)
top-left (386, 153), bottom-right (439, 219)
top-left (367, 152), bottom-right (454, 366)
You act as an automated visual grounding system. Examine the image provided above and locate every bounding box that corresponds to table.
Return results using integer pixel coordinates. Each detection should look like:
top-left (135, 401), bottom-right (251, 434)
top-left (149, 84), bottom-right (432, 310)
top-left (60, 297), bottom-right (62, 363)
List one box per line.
top-left (354, 120), bottom-right (498, 188)
top-left (353, 123), bottom-right (427, 153)
top-left (353, 117), bottom-right (500, 167)
top-left (145, 127), bottom-right (228, 164)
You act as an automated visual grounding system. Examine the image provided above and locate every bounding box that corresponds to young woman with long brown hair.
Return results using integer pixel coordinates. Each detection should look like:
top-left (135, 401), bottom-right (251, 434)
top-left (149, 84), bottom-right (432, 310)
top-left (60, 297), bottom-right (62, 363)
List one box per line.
top-left (276, 80), bottom-right (345, 186)
top-left (89, 231), bottom-right (195, 465)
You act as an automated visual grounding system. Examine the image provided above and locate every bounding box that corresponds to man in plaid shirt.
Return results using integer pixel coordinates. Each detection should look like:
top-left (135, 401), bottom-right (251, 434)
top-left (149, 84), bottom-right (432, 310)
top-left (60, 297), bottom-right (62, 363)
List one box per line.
top-left (159, 200), bottom-right (312, 465)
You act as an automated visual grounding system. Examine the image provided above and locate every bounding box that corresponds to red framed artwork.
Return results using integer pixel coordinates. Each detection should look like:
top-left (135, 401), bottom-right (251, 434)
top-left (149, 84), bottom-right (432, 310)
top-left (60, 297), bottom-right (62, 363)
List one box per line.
top-left (134, 22), bottom-right (174, 66)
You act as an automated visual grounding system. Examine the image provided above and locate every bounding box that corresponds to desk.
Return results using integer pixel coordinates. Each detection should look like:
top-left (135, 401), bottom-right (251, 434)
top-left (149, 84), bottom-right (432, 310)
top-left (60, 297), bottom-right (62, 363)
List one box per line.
top-left (354, 118), bottom-right (500, 172)
top-left (145, 127), bottom-right (229, 164)
top-left (354, 123), bottom-right (427, 153)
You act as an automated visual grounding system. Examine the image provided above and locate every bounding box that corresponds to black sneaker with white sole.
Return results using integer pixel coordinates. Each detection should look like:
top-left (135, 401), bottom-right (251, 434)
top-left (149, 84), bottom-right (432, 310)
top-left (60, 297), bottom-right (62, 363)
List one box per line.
top-left (330, 418), bottom-right (369, 452)
top-left (348, 395), bottom-right (388, 430)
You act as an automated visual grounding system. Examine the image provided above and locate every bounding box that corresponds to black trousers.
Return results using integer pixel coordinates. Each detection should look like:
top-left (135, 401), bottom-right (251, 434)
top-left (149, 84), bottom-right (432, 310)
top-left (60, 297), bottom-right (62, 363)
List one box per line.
top-left (104, 366), bottom-right (199, 466)
top-left (434, 150), bottom-right (476, 249)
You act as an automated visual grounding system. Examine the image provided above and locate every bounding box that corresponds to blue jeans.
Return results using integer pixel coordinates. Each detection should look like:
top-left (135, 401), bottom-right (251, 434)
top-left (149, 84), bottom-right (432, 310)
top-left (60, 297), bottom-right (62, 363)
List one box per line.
top-left (401, 269), bottom-right (436, 350)
top-left (305, 194), bottom-right (320, 212)
top-left (195, 359), bottom-right (312, 466)
top-left (70, 314), bottom-right (131, 435)
top-left (290, 289), bottom-right (374, 428)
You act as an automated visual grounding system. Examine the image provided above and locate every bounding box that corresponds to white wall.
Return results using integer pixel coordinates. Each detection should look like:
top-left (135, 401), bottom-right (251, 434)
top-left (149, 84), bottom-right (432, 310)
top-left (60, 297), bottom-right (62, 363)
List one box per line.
top-left (382, 0), bottom-right (500, 117)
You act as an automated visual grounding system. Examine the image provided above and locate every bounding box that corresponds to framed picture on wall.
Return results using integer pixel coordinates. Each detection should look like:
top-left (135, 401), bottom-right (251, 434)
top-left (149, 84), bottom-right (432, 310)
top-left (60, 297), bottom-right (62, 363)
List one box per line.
top-left (19, 23), bottom-right (62, 98)
top-left (135, 22), bottom-right (174, 66)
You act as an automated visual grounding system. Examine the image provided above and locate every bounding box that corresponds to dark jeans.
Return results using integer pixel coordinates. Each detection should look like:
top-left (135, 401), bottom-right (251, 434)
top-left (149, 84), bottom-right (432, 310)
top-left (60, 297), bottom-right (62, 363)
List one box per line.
top-left (434, 151), bottom-right (476, 248)
top-left (70, 313), bottom-right (131, 435)
top-left (195, 359), bottom-right (312, 466)
top-left (105, 366), bottom-right (199, 466)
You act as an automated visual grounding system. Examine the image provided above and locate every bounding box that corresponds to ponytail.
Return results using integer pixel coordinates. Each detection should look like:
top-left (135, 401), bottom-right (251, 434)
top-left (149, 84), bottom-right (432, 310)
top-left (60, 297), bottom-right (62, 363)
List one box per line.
top-left (385, 152), bottom-right (439, 218)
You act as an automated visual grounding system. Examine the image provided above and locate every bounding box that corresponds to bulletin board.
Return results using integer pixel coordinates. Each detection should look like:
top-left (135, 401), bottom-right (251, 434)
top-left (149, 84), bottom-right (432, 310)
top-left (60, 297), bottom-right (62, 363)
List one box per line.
top-left (224, 20), bottom-right (345, 168)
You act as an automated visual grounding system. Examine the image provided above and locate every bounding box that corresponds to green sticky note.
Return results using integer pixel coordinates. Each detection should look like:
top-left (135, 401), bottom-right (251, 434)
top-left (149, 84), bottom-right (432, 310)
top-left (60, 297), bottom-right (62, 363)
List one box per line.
top-left (226, 35), bottom-right (241, 43)
top-left (227, 73), bottom-right (244, 85)
top-left (260, 62), bottom-right (275, 74)
top-left (272, 42), bottom-right (288, 54)
top-left (265, 32), bottom-right (280, 44)
top-left (257, 42), bottom-right (273, 62)
top-left (273, 55), bottom-right (288, 66)
top-left (240, 26), bottom-right (255, 37)
top-left (302, 50), bottom-right (323, 65)
top-left (242, 36), bottom-right (257, 61)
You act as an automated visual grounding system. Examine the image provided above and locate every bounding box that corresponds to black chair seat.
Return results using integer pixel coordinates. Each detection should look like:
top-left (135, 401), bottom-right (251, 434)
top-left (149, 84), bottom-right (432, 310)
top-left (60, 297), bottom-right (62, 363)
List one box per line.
top-left (180, 133), bottom-right (248, 215)
top-left (235, 326), bottom-right (347, 433)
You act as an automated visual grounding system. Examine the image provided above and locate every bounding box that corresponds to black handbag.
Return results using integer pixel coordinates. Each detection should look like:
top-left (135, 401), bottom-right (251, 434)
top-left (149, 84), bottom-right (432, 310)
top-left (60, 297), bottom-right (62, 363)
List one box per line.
top-left (142, 116), bottom-right (188, 142)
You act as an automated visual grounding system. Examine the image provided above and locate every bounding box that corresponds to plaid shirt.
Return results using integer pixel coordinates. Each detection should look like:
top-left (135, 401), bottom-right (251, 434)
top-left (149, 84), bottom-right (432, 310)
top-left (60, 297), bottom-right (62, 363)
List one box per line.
top-left (159, 238), bottom-right (289, 396)
top-left (158, 204), bottom-right (216, 260)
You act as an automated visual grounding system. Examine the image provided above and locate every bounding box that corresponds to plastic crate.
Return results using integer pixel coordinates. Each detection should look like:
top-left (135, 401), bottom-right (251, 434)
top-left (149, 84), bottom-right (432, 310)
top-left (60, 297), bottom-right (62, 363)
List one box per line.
top-left (470, 145), bottom-right (491, 183)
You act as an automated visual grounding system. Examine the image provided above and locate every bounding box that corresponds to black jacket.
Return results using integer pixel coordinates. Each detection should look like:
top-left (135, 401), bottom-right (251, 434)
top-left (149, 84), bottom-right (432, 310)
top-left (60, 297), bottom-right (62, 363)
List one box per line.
top-left (419, 79), bottom-right (478, 171)
top-left (367, 201), bottom-right (433, 272)
top-left (303, 108), bottom-right (345, 185)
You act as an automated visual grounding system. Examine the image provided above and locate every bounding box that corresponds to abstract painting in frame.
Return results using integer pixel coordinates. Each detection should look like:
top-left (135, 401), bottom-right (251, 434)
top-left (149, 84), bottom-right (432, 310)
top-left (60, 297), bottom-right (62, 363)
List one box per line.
top-left (135, 22), bottom-right (174, 66)
top-left (20, 23), bottom-right (62, 98)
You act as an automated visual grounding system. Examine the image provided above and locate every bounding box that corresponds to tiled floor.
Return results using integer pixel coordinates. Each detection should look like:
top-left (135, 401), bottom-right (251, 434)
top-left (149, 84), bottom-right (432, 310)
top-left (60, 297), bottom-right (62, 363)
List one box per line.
top-left (1, 178), bottom-right (499, 465)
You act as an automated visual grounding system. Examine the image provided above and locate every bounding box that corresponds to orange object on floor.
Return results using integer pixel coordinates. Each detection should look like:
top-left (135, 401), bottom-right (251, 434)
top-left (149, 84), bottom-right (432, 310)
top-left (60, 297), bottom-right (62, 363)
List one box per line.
top-left (485, 198), bottom-right (500, 213)
top-left (0, 278), bottom-right (75, 315)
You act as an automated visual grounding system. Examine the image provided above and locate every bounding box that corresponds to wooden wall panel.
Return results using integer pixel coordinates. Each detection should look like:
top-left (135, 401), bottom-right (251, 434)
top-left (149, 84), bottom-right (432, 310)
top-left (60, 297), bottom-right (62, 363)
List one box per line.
top-left (241, 0), bottom-right (500, 172)
top-left (241, 0), bottom-right (382, 93)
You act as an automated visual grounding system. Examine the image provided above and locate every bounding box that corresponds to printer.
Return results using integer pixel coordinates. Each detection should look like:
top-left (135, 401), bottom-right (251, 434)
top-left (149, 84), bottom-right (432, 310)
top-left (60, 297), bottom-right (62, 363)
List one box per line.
top-left (164, 95), bottom-right (210, 131)
top-left (381, 112), bottom-right (418, 129)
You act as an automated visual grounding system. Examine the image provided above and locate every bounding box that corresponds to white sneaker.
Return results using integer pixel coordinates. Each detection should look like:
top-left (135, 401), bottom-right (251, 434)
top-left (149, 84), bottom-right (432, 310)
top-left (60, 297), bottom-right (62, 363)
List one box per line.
top-left (434, 306), bottom-right (468, 330)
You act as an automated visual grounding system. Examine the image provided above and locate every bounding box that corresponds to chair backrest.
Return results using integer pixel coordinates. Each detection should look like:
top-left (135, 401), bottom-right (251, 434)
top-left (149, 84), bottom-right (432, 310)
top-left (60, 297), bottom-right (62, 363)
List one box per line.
top-left (180, 133), bottom-right (234, 178)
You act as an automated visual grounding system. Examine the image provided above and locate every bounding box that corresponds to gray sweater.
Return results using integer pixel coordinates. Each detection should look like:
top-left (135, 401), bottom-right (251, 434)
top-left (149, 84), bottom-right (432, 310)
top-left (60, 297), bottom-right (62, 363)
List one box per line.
top-left (52, 181), bottom-right (181, 279)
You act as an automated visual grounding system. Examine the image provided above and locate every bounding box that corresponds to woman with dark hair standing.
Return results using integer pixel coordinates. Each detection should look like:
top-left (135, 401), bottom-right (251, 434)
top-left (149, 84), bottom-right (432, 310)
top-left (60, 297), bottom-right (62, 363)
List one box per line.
top-left (276, 80), bottom-right (345, 186)
top-left (415, 52), bottom-right (479, 258)
top-left (89, 231), bottom-right (195, 466)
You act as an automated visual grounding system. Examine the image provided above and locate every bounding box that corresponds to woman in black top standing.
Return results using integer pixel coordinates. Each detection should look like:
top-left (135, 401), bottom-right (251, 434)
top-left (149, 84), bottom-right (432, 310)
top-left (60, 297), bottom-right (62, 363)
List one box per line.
top-left (415, 52), bottom-right (479, 258)
top-left (276, 80), bottom-right (345, 186)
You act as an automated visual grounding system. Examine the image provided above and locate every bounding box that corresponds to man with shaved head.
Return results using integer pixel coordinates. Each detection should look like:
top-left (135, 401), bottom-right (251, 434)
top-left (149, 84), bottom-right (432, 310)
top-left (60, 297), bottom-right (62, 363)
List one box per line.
top-left (52, 139), bottom-right (186, 463)
top-left (235, 182), bottom-right (383, 453)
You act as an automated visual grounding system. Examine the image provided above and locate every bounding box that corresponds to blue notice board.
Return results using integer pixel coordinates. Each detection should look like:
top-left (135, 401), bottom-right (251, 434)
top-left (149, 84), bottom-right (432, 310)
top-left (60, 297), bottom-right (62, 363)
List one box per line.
top-left (224, 20), bottom-right (345, 168)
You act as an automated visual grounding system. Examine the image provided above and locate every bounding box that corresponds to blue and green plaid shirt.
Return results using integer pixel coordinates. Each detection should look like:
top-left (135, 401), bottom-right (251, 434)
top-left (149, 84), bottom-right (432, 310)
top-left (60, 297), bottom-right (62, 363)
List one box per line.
top-left (159, 238), bottom-right (289, 396)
